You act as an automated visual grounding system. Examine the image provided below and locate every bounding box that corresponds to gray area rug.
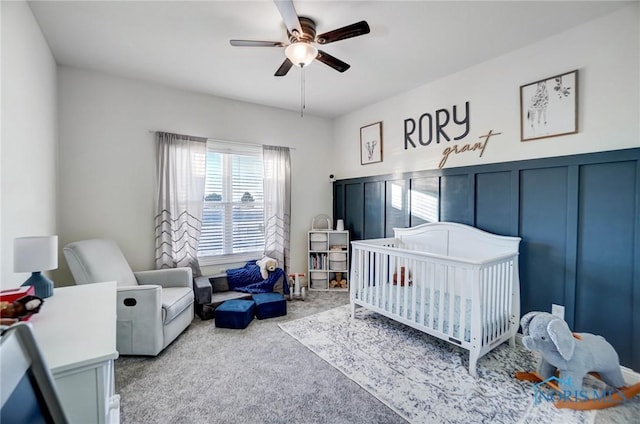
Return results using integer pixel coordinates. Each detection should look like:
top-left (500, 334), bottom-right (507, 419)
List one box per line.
top-left (115, 291), bottom-right (406, 424)
top-left (279, 305), bottom-right (640, 424)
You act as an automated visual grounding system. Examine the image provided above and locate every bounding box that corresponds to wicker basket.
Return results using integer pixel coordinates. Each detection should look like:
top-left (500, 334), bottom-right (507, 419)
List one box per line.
top-left (311, 214), bottom-right (332, 230)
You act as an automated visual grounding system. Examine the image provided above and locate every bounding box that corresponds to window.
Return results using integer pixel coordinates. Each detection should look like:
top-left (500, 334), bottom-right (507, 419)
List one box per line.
top-left (198, 141), bottom-right (264, 264)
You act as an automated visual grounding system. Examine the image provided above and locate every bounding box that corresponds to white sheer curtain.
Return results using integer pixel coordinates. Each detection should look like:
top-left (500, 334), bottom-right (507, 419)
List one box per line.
top-left (154, 132), bottom-right (206, 276)
top-left (262, 145), bottom-right (291, 274)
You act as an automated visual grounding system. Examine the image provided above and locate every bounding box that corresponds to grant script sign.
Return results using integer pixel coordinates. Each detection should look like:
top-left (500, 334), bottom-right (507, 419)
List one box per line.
top-left (403, 102), bottom-right (501, 168)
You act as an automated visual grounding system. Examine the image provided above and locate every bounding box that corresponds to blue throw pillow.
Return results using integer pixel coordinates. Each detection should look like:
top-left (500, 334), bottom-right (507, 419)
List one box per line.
top-left (234, 268), bottom-right (287, 294)
top-left (226, 261), bottom-right (263, 290)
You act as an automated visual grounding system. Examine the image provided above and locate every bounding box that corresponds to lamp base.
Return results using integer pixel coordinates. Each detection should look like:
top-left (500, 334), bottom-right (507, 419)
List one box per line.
top-left (21, 272), bottom-right (54, 298)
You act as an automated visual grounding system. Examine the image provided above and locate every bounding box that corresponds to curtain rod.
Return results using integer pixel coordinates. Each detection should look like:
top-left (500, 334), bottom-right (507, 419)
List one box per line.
top-left (147, 130), bottom-right (296, 150)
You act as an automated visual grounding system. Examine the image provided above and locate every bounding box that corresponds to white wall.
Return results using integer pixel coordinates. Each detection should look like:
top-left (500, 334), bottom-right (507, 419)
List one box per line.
top-left (57, 67), bottom-right (333, 283)
top-left (333, 4), bottom-right (640, 179)
top-left (8, 1), bottom-right (637, 288)
top-left (0, 1), bottom-right (58, 289)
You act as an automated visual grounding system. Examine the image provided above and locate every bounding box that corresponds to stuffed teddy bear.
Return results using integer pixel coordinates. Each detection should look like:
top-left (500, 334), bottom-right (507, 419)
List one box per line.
top-left (330, 272), bottom-right (346, 288)
top-left (520, 311), bottom-right (625, 393)
top-left (256, 256), bottom-right (278, 280)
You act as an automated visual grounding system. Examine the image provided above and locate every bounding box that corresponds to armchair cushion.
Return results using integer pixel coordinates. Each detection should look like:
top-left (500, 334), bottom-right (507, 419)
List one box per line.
top-left (63, 239), bottom-right (137, 287)
top-left (135, 268), bottom-right (192, 288)
top-left (162, 287), bottom-right (194, 324)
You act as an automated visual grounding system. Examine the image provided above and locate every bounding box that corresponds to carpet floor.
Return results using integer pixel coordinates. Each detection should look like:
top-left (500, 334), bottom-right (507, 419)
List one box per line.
top-left (280, 305), bottom-right (640, 424)
top-left (115, 291), bottom-right (405, 424)
top-left (116, 292), bottom-right (639, 423)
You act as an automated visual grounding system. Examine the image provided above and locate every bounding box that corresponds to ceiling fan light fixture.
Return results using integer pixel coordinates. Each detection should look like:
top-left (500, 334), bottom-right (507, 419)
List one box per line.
top-left (285, 42), bottom-right (318, 67)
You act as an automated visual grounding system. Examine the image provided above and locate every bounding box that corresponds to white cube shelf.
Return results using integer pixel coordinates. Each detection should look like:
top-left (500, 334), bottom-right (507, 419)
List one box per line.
top-left (308, 230), bottom-right (349, 291)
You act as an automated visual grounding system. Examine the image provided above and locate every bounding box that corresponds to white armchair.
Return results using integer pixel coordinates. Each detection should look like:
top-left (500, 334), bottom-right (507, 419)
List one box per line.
top-left (63, 239), bottom-right (194, 356)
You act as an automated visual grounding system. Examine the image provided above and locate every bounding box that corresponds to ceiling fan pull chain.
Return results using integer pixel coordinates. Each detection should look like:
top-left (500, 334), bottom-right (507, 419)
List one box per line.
top-left (300, 66), bottom-right (305, 117)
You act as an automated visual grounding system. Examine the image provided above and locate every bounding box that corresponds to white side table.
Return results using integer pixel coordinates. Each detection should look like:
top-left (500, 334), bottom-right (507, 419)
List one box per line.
top-left (29, 281), bottom-right (120, 424)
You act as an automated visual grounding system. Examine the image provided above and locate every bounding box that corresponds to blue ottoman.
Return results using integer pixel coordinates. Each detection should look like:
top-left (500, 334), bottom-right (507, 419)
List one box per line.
top-left (215, 299), bottom-right (255, 329)
top-left (253, 293), bottom-right (287, 320)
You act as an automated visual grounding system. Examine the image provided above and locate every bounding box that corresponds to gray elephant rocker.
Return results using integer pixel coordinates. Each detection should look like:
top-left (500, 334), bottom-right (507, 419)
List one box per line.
top-left (515, 311), bottom-right (640, 410)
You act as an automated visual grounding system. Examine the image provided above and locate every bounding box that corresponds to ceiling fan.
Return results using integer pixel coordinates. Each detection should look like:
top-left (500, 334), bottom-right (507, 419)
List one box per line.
top-left (230, 0), bottom-right (370, 77)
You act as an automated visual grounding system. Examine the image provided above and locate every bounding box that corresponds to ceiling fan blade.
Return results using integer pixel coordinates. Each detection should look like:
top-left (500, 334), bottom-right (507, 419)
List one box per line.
top-left (230, 40), bottom-right (286, 47)
top-left (316, 21), bottom-right (370, 44)
top-left (274, 0), bottom-right (303, 37)
top-left (275, 58), bottom-right (293, 77)
top-left (316, 50), bottom-right (350, 73)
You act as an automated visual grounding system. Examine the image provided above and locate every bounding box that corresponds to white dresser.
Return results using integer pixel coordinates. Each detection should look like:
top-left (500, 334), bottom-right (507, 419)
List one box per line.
top-left (30, 281), bottom-right (120, 424)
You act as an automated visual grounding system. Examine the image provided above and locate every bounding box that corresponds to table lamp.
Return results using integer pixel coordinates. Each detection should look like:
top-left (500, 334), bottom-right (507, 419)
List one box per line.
top-left (14, 235), bottom-right (58, 298)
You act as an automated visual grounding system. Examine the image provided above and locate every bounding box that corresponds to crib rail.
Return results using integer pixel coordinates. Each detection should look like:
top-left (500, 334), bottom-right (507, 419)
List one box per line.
top-left (350, 238), bottom-right (520, 354)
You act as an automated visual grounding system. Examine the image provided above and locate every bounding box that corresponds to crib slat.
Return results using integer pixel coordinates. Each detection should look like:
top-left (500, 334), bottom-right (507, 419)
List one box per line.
top-left (448, 266), bottom-right (455, 337)
top-left (491, 264), bottom-right (498, 342)
top-left (504, 262), bottom-right (510, 333)
top-left (411, 259), bottom-right (418, 323)
top-left (460, 268), bottom-right (468, 342)
top-left (419, 261), bottom-right (426, 326)
top-left (493, 263), bottom-right (500, 338)
top-left (484, 266), bottom-right (489, 343)
top-left (438, 264), bottom-right (445, 334)
top-left (428, 263), bottom-right (436, 330)
top-left (372, 252), bottom-right (378, 307)
top-left (481, 267), bottom-right (488, 345)
top-left (507, 260), bottom-right (513, 325)
top-left (365, 249), bottom-right (370, 303)
top-left (394, 256), bottom-right (401, 316)
top-left (485, 265), bottom-right (490, 344)
top-left (381, 253), bottom-right (388, 310)
top-left (362, 251), bottom-right (367, 303)
top-left (366, 251), bottom-right (373, 304)
top-left (389, 254), bottom-right (395, 313)
top-left (352, 247), bottom-right (358, 301)
top-left (491, 265), bottom-right (497, 342)
top-left (388, 254), bottom-right (393, 313)
top-left (492, 263), bottom-right (498, 338)
top-left (498, 262), bottom-right (507, 336)
top-left (495, 262), bottom-right (502, 338)
top-left (402, 258), bottom-right (409, 320)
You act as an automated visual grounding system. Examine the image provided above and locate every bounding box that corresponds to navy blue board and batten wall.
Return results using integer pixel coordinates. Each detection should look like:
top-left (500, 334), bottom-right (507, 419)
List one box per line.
top-left (334, 148), bottom-right (640, 372)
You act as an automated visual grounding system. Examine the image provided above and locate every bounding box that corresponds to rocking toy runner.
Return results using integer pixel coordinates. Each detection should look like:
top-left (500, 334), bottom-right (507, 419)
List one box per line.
top-left (288, 273), bottom-right (306, 301)
top-left (515, 311), bottom-right (640, 410)
top-left (515, 370), bottom-right (640, 410)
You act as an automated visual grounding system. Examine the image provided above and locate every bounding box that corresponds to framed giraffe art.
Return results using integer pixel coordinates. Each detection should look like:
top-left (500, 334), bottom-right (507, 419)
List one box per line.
top-left (520, 69), bottom-right (578, 142)
top-left (360, 121), bottom-right (383, 165)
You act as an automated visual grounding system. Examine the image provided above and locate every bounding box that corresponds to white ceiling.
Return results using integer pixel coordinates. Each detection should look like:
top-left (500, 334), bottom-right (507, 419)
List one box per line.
top-left (28, 1), bottom-right (631, 118)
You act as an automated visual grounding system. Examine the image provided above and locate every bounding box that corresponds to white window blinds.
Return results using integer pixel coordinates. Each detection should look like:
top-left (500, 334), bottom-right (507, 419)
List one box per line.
top-left (198, 141), bottom-right (264, 263)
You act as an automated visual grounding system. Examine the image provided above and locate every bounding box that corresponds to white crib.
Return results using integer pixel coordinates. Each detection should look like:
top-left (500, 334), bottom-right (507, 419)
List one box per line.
top-left (350, 222), bottom-right (521, 377)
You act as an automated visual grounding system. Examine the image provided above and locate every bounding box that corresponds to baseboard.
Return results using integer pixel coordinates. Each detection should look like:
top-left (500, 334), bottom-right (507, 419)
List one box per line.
top-left (514, 333), bottom-right (640, 385)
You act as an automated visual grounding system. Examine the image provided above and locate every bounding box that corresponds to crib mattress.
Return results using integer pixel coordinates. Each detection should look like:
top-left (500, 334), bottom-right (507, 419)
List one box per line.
top-left (356, 284), bottom-right (509, 343)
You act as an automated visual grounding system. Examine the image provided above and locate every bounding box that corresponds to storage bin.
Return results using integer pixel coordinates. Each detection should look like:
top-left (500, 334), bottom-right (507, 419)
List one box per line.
top-left (311, 215), bottom-right (332, 230)
top-left (329, 251), bottom-right (347, 261)
top-left (330, 260), bottom-right (347, 270)
top-left (310, 233), bottom-right (328, 242)
top-left (311, 277), bottom-right (327, 289)
top-left (310, 241), bottom-right (326, 251)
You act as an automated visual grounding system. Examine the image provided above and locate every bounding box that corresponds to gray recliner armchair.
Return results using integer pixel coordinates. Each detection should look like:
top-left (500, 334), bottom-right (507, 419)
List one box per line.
top-left (63, 238), bottom-right (194, 356)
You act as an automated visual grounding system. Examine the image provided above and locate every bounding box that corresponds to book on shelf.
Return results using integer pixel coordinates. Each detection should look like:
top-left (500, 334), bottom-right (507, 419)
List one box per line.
top-left (309, 253), bottom-right (328, 270)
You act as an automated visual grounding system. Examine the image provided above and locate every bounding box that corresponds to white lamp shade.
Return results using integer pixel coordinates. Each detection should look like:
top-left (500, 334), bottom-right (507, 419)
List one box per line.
top-left (285, 42), bottom-right (318, 67)
top-left (14, 236), bottom-right (58, 272)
